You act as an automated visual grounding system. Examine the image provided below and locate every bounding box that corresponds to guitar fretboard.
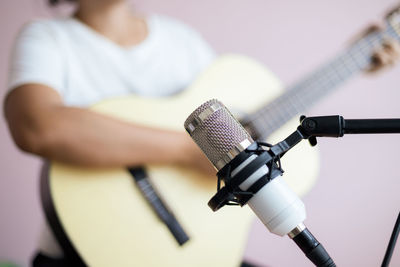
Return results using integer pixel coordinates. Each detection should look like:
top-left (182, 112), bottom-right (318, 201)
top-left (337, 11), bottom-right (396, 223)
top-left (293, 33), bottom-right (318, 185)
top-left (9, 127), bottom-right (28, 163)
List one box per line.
top-left (246, 25), bottom-right (399, 140)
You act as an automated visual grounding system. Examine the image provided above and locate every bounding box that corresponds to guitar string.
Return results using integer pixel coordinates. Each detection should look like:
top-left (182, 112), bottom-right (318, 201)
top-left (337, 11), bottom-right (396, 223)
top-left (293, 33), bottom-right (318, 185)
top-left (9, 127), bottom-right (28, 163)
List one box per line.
top-left (257, 37), bottom-right (372, 138)
top-left (253, 26), bottom-right (392, 138)
top-left (248, 29), bottom-right (389, 140)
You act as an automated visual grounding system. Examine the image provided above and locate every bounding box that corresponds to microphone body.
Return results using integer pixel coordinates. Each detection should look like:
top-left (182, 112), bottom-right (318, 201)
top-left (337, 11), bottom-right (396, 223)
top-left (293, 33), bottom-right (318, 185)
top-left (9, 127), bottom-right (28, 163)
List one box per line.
top-left (184, 99), bottom-right (335, 267)
top-left (231, 155), bottom-right (306, 236)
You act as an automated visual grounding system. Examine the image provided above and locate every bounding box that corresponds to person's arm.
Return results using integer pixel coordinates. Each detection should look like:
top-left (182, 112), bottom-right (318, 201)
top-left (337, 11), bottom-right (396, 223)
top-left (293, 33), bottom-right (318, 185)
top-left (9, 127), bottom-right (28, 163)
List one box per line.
top-left (4, 83), bottom-right (213, 174)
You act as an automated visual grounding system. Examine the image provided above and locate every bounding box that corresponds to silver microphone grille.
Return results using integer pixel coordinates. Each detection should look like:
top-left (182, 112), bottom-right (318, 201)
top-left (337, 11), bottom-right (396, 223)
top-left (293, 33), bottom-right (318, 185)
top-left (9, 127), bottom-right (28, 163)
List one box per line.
top-left (184, 99), bottom-right (254, 170)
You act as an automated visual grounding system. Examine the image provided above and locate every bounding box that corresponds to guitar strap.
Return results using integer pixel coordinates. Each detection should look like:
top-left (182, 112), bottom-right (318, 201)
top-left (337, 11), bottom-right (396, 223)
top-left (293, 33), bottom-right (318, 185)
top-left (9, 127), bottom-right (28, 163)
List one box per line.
top-left (128, 167), bottom-right (190, 246)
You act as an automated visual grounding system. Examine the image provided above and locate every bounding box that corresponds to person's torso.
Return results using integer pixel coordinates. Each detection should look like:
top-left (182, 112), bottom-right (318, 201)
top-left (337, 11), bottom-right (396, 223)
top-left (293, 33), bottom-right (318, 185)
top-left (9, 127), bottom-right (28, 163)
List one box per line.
top-left (42, 15), bottom-right (215, 107)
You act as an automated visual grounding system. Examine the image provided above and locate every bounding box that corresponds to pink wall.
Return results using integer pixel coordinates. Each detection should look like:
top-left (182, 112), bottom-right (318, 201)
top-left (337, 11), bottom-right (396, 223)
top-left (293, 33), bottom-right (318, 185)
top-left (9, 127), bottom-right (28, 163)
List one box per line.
top-left (1, 0), bottom-right (400, 266)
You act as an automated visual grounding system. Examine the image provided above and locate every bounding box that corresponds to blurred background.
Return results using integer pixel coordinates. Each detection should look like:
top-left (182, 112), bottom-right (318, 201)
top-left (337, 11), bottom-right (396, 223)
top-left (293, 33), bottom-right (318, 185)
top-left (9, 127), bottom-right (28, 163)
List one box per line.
top-left (0, 0), bottom-right (399, 266)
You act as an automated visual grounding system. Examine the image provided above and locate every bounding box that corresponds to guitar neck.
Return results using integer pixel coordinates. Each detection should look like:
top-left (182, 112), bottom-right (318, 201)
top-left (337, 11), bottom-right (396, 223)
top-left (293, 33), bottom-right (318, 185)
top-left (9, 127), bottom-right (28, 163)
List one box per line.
top-left (248, 26), bottom-right (399, 140)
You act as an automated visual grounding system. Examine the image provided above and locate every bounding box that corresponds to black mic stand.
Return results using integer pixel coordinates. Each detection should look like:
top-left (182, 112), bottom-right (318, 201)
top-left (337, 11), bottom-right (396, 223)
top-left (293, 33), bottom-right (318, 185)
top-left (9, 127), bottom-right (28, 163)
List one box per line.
top-left (208, 115), bottom-right (400, 267)
top-left (272, 115), bottom-right (400, 267)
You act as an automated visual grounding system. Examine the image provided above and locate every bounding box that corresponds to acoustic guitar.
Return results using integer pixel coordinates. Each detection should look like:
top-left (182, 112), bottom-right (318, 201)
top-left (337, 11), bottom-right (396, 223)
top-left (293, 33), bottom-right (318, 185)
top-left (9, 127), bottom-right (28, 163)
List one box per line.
top-left (41, 8), bottom-right (400, 267)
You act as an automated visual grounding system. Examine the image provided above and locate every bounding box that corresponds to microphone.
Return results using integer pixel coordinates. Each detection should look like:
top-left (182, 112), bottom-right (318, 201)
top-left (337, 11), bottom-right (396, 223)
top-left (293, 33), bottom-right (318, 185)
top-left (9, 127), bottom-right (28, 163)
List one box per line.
top-left (184, 99), bottom-right (335, 267)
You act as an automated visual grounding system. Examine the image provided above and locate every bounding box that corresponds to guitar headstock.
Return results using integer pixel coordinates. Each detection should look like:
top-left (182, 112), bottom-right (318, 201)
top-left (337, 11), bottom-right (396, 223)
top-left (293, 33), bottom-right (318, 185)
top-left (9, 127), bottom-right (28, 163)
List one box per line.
top-left (386, 5), bottom-right (400, 41)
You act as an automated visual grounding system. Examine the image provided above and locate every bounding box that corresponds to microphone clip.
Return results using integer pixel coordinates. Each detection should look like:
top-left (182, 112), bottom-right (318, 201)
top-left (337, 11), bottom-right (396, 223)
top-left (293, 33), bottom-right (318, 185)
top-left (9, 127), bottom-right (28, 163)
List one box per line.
top-left (208, 141), bottom-right (284, 212)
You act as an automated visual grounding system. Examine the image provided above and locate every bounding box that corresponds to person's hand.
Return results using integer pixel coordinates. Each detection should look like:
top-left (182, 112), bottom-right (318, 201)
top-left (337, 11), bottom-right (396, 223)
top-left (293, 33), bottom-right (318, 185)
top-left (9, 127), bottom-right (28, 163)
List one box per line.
top-left (355, 25), bottom-right (400, 73)
top-left (368, 38), bottom-right (400, 73)
top-left (178, 134), bottom-right (216, 177)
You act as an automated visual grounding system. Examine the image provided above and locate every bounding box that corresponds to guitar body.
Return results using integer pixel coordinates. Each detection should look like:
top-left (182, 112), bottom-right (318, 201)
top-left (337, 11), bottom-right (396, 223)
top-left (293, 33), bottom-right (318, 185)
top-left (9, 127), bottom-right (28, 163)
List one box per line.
top-left (47, 55), bottom-right (320, 266)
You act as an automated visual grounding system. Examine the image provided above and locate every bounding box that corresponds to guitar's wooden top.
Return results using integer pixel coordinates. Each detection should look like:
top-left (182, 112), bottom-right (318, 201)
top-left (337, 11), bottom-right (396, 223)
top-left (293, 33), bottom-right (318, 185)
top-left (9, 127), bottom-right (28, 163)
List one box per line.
top-left (47, 54), bottom-right (320, 266)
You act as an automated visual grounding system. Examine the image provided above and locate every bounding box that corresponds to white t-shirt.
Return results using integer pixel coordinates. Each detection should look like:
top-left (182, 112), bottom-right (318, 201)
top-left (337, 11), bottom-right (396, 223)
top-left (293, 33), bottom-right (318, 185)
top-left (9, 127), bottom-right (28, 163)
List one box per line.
top-left (8, 14), bottom-right (215, 257)
top-left (8, 14), bottom-right (215, 107)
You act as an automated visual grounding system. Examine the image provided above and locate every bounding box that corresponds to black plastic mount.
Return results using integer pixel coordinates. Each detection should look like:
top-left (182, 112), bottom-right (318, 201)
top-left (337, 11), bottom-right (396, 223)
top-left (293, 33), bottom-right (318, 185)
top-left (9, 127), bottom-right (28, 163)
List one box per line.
top-left (208, 142), bottom-right (285, 212)
top-left (208, 120), bottom-right (314, 212)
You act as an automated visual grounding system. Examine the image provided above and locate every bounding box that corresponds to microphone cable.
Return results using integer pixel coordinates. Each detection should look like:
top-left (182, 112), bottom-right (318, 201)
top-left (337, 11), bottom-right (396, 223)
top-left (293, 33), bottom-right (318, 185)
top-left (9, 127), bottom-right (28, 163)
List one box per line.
top-left (290, 226), bottom-right (336, 267)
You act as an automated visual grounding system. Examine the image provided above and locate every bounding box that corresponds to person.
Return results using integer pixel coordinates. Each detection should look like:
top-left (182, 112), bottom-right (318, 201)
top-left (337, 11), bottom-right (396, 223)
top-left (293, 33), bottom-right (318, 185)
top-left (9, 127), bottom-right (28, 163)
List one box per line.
top-left (4, 0), bottom-right (400, 266)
